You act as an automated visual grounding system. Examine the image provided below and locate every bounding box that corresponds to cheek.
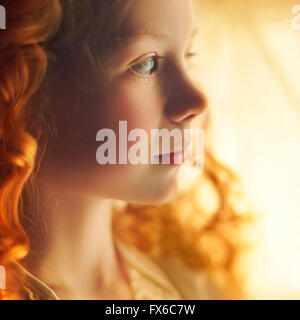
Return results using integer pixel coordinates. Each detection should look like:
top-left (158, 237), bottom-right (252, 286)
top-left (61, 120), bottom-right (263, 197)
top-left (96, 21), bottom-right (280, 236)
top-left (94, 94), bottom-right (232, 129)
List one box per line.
top-left (41, 77), bottom-right (175, 203)
top-left (106, 78), bottom-right (163, 133)
top-left (87, 80), bottom-right (168, 195)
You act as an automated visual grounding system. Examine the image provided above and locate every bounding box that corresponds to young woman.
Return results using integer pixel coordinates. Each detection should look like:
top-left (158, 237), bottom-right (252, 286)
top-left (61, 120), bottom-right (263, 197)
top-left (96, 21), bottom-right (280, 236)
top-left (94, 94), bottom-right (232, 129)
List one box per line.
top-left (0, 0), bottom-right (249, 300)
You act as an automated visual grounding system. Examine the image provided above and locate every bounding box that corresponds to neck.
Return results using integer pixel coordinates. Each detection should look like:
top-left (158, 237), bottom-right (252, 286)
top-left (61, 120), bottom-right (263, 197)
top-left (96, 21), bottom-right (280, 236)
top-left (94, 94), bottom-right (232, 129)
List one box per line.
top-left (21, 180), bottom-right (131, 299)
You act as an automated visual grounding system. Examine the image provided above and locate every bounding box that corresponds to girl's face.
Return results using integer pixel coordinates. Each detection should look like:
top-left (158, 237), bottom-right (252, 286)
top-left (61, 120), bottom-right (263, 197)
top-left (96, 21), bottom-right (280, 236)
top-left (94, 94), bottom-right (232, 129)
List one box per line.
top-left (40, 0), bottom-right (207, 204)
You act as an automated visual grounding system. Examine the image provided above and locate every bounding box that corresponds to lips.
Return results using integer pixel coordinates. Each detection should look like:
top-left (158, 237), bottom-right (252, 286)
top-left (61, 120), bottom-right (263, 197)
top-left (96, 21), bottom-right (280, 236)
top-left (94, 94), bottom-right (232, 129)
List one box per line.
top-left (156, 150), bottom-right (185, 165)
top-left (153, 133), bottom-right (192, 165)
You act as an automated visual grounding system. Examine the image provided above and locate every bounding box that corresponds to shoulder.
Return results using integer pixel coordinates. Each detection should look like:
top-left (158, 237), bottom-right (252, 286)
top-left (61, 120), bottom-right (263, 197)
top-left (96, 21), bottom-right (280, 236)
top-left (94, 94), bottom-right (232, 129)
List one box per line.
top-left (152, 256), bottom-right (223, 300)
top-left (9, 260), bottom-right (60, 300)
top-left (115, 238), bottom-right (222, 300)
top-left (115, 239), bottom-right (182, 299)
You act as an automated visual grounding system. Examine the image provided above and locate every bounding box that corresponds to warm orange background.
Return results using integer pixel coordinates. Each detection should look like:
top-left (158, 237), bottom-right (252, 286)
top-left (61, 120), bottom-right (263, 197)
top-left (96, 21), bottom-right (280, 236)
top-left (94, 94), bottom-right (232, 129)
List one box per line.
top-left (189, 0), bottom-right (300, 299)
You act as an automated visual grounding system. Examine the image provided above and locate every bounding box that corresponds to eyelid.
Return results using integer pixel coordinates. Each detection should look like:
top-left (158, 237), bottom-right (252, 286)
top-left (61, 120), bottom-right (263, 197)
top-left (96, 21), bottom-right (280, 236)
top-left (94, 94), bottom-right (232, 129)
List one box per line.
top-left (129, 53), bottom-right (165, 78)
top-left (185, 35), bottom-right (199, 58)
top-left (185, 52), bottom-right (199, 58)
top-left (128, 52), bottom-right (163, 67)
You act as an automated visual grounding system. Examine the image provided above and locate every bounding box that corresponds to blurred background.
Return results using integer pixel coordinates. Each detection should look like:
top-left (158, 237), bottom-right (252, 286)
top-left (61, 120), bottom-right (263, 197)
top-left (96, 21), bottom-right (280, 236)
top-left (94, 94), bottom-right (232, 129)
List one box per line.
top-left (191, 0), bottom-right (300, 299)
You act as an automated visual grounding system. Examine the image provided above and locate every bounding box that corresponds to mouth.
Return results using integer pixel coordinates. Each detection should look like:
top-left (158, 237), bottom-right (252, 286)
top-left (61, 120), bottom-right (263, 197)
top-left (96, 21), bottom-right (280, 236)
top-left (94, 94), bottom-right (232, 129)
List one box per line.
top-left (152, 134), bottom-right (192, 165)
top-left (154, 150), bottom-right (186, 165)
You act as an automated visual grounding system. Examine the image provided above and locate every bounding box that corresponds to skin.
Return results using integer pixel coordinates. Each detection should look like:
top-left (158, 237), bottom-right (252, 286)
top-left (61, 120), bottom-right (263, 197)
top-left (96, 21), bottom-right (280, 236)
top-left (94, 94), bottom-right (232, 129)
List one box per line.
top-left (24, 0), bottom-right (207, 299)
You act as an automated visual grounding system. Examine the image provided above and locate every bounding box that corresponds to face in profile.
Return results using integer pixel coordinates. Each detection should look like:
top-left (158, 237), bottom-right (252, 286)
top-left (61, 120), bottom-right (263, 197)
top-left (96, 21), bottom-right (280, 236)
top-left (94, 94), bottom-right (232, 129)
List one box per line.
top-left (39, 0), bottom-right (207, 205)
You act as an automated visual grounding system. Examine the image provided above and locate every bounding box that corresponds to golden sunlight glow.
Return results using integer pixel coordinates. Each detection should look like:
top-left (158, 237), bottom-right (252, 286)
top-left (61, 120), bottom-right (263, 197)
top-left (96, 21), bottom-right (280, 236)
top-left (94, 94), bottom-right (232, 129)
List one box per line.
top-left (180, 0), bottom-right (300, 299)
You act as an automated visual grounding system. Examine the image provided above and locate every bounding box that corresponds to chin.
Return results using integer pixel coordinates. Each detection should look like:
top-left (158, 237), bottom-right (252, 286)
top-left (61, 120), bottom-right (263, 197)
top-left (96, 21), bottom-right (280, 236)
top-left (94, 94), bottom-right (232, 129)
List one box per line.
top-left (132, 180), bottom-right (179, 206)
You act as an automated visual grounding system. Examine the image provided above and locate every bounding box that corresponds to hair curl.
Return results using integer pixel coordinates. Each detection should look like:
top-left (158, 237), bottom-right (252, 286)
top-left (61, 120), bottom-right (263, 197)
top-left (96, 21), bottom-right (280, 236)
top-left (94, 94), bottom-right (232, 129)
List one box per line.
top-left (0, 0), bottom-right (62, 299)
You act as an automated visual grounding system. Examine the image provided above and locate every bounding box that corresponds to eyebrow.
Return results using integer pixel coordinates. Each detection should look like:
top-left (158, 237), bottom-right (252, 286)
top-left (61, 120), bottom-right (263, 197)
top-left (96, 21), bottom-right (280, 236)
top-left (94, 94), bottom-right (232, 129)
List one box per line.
top-left (116, 28), bottom-right (170, 44)
top-left (190, 27), bottom-right (199, 40)
top-left (115, 26), bottom-right (199, 45)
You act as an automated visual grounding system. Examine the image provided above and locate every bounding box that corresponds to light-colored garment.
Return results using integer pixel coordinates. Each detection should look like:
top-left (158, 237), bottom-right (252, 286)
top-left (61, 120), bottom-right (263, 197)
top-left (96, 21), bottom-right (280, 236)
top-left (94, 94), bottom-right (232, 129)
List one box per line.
top-left (10, 237), bottom-right (218, 300)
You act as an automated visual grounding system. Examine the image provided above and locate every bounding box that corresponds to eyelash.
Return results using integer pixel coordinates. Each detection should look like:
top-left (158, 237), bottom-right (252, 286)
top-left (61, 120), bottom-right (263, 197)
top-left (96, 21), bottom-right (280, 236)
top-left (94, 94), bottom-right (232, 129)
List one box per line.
top-left (130, 52), bottom-right (198, 78)
top-left (130, 54), bottom-right (163, 77)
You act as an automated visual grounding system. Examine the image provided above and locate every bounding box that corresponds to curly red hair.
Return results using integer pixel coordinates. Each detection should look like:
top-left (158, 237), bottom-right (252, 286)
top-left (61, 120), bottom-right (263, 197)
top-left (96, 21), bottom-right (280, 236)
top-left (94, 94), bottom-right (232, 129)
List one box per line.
top-left (0, 0), bottom-right (61, 299)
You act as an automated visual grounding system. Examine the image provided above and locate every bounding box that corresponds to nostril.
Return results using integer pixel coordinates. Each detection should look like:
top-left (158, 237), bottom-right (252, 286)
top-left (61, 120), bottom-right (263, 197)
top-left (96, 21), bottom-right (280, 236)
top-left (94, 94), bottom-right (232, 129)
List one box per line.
top-left (185, 114), bottom-right (197, 122)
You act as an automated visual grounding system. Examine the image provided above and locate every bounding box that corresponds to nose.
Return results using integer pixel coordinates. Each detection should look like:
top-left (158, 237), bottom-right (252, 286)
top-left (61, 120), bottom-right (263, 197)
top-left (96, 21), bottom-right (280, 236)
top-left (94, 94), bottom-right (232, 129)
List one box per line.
top-left (164, 68), bottom-right (207, 124)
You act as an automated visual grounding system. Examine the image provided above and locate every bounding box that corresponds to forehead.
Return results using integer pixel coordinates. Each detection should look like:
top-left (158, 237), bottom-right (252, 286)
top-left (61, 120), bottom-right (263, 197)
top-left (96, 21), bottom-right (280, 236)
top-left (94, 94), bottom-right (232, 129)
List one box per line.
top-left (118, 0), bottom-right (194, 42)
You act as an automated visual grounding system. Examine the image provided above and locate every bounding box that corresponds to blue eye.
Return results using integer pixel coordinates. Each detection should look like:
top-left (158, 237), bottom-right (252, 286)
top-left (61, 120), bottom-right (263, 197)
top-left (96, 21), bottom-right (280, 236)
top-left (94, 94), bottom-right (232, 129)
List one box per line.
top-left (131, 55), bottom-right (159, 76)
